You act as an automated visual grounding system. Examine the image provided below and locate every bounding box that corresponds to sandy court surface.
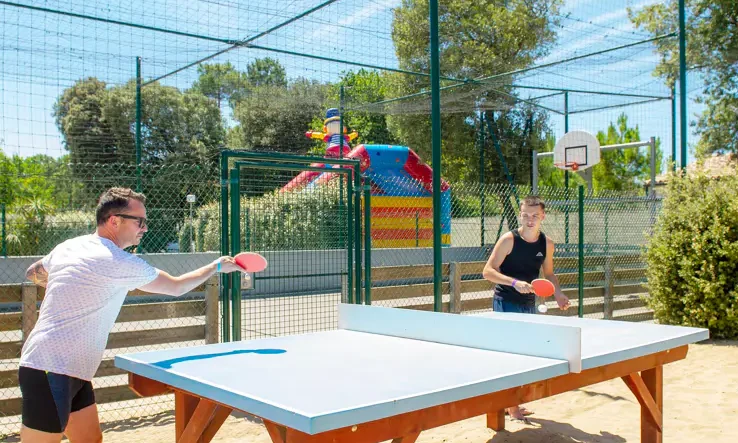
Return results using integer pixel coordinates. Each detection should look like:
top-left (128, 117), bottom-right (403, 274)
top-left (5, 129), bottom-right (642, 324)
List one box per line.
top-left (18, 338), bottom-right (730, 443)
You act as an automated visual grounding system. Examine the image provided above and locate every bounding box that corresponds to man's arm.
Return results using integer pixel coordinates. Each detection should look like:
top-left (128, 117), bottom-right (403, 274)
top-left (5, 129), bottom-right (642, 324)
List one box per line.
top-left (542, 237), bottom-right (570, 309)
top-left (482, 233), bottom-right (533, 293)
top-left (25, 259), bottom-right (48, 288)
top-left (138, 256), bottom-right (244, 297)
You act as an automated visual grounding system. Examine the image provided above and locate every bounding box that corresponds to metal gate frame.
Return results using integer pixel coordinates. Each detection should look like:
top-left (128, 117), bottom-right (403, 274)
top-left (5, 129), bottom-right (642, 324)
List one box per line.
top-left (219, 150), bottom-right (370, 342)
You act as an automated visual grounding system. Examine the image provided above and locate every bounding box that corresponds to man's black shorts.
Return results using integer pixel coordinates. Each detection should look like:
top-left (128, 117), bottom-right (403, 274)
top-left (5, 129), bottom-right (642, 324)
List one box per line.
top-left (18, 366), bottom-right (96, 433)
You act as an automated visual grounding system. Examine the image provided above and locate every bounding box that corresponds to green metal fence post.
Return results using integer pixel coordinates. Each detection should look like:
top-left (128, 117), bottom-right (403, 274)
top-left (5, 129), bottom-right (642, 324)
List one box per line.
top-left (354, 166), bottom-right (362, 304)
top-left (229, 167), bottom-right (241, 341)
top-left (347, 174), bottom-right (354, 304)
top-left (578, 185), bottom-right (585, 318)
top-left (219, 153), bottom-right (231, 342)
top-left (415, 211), bottom-right (420, 247)
top-left (478, 112), bottom-right (486, 247)
top-left (135, 56), bottom-right (142, 193)
top-left (671, 85), bottom-right (677, 172)
top-left (1, 203), bottom-right (5, 257)
top-left (679, 0), bottom-right (687, 169)
top-left (429, 0), bottom-right (443, 312)
top-left (134, 57), bottom-right (143, 254)
top-left (363, 184), bottom-right (371, 305)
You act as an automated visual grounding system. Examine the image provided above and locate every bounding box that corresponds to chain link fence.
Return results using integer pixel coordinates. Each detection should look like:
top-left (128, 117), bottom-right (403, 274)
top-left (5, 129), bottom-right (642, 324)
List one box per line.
top-left (365, 177), bottom-right (659, 322)
top-left (0, 160), bottom-right (662, 437)
top-left (233, 163), bottom-right (354, 341)
top-left (0, 162), bottom-right (222, 437)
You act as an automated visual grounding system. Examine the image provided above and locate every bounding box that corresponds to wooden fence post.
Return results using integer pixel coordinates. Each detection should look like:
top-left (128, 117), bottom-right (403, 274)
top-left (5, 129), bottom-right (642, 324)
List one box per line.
top-left (205, 276), bottom-right (219, 344)
top-left (449, 262), bottom-right (461, 314)
top-left (21, 283), bottom-right (38, 342)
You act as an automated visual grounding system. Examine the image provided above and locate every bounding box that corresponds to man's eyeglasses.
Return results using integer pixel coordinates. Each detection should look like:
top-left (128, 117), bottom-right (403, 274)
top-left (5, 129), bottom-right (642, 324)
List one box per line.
top-left (114, 213), bottom-right (147, 228)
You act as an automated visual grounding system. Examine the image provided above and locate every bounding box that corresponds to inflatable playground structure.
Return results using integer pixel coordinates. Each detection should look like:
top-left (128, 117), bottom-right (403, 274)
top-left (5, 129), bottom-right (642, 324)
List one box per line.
top-left (281, 108), bottom-right (451, 248)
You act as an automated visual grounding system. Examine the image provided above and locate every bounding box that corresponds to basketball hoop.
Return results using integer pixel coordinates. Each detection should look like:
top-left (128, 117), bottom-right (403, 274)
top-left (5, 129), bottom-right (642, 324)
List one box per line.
top-left (553, 161), bottom-right (580, 171)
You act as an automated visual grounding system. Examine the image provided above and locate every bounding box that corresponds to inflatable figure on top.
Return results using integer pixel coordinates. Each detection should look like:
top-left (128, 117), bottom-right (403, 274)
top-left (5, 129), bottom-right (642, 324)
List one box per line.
top-left (282, 108), bottom-right (451, 248)
top-left (304, 108), bottom-right (358, 158)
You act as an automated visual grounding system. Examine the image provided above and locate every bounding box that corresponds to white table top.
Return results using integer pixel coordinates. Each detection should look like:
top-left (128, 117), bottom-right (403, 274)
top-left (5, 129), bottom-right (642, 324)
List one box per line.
top-left (116, 304), bottom-right (709, 434)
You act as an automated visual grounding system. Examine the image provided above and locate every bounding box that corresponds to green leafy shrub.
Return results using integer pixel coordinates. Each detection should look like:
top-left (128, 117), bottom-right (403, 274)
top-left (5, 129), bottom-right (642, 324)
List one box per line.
top-left (644, 169), bottom-right (738, 338)
top-left (195, 181), bottom-right (347, 252)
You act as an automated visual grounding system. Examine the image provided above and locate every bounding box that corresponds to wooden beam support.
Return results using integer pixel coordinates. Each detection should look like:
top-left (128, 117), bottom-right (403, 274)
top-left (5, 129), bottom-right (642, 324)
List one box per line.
top-left (264, 420), bottom-right (287, 443)
top-left (641, 366), bottom-right (664, 443)
top-left (128, 373), bottom-right (171, 397)
top-left (175, 391), bottom-right (200, 441)
top-left (621, 373), bottom-right (663, 432)
top-left (202, 406), bottom-right (233, 443)
top-left (178, 398), bottom-right (218, 443)
top-left (391, 432), bottom-right (421, 443)
top-left (486, 409), bottom-right (505, 431)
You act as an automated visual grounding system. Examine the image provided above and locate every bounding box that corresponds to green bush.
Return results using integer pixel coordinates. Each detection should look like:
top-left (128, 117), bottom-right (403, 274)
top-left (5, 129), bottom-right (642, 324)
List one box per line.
top-left (196, 181), bottom-right (348, 252)
top-left (644, 169), bottom-right (738, 338)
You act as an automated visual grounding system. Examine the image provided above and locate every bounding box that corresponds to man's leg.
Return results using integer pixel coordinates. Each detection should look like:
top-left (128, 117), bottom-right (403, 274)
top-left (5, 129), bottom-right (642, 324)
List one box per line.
top-left (64, 403), bottom-right (103, 443)
top-left (18, 367), bottom-right (65, 442)
top-left (64, 375), bottom-right (102, 443)
top-left (20, 426), bottom-right (64, 443)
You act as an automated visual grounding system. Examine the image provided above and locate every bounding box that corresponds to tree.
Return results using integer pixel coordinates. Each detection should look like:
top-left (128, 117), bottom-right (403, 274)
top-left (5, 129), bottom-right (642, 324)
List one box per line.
top-left (327, 69), bottom-right (397, 146)
top-left (104, 80), bottom-right (225, 167)
top-left (592, 114), bottom-right (663, 192)
top-left (231, 79), bottom-right (330, 153)
top-left (388, 0), bottom-right (563, 184)
top-left (629, 0), bottom-right (738, 158)
top-left (191, 62), bottom-right (249, 109)
top-left (53, 78), bottom-right (225, 167)
top-left (246, 58), bottom-right (287, 88)
top-left (53, 78), bottom-right (118, 164)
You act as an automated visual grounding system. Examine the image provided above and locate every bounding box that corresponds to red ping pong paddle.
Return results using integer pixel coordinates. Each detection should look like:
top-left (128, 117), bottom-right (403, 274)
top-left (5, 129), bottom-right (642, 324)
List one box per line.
top-left (531, 278), bottom-right (555, 297)
top-left (234, 252), bottom-right (268, 272)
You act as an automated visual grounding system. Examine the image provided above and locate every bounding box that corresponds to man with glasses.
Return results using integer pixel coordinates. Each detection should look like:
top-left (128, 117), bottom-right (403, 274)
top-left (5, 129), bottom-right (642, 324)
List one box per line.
top-left (18, 187), bottom-right (247, 443)
top-left (482, 195), bottom-right (570, 422)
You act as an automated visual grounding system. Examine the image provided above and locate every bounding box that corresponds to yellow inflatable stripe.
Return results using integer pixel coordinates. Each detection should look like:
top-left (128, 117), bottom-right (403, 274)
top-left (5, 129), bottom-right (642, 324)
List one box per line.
top-left (372, 217), bottom-right (433, 229)
top-left (372, 235), bottom-right (451, 249)
top-left (370, 196), bottom-right (433, 208)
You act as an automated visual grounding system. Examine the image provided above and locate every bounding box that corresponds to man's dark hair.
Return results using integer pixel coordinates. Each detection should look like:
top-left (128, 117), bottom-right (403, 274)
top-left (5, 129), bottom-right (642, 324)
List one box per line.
top-left (521, 195), bottom-right (545, 211)
top-left (96, 187), bottom-right (147, 226)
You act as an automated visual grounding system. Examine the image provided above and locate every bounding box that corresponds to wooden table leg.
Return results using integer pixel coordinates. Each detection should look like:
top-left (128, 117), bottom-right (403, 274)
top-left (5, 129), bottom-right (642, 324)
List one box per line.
top-left (640, 366), bottom-right (663, 443)
top-left (487, 409), bottom-right (505, 431)
top-left (391, 431), bottom-right (421, 443)
top-left (174, 391), bottom-right (232, 443)
top-left (175, 391), bottom-right (200, 440)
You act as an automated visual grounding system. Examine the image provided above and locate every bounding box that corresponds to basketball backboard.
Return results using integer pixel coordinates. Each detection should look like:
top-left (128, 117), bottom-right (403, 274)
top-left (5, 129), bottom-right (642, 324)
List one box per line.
top-left (553, 131), bottom-right (600, 171)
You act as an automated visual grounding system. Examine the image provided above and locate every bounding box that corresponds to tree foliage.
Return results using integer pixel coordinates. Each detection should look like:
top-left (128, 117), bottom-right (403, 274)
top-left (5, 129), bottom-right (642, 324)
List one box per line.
top-left (53, 78), bottom-right (225, 168)
top-left (629, 0), bottom-right (738, 157)
top-left (592, 114), bottom-right (663, 193)
top-left (387, 0), bottom-right (563, 184)
top-left (231, 79), bottom-right (330, 153)
top-left (191, 62), bottom-right (249, 109)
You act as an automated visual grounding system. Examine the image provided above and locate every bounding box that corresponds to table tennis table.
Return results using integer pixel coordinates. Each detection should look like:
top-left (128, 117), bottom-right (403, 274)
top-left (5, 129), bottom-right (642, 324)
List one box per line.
top-left (115, 303), bottom-right (709, 443)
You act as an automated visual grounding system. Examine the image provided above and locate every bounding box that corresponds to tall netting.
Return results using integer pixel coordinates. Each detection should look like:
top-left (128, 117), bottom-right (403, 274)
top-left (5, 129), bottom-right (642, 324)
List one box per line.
top-left (235, 164), bottom-right (353, 340)
top-left (0, 0), bottom-right (684, 436)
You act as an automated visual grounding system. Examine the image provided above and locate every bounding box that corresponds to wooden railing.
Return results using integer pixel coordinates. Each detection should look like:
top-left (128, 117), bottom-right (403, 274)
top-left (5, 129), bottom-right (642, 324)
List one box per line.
top-left (367, 254), bottom-right (653, 321)
top-left (0, 276), bottom-right (220, 416)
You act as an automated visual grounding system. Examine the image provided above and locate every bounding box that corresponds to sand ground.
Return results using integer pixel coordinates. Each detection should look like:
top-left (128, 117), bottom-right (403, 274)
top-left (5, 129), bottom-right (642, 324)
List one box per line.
top-left (33, 338), bottom-right (735, 443)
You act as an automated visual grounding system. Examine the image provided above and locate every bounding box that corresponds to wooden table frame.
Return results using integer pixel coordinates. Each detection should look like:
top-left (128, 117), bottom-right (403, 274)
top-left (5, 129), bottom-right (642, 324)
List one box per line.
top-left (126, 345), bottom-right (687, 443)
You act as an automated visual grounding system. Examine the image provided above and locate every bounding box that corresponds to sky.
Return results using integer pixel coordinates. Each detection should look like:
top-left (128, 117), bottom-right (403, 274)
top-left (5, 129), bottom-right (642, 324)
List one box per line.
top-left (0, 0), bottom-right (706, 170)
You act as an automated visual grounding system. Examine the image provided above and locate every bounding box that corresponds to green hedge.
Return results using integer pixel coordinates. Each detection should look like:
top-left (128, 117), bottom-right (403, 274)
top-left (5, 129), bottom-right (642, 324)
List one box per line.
top-left (191, 181), bottom-right (348, 252)
top-left (644, 169), bottom-right (738, 338)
